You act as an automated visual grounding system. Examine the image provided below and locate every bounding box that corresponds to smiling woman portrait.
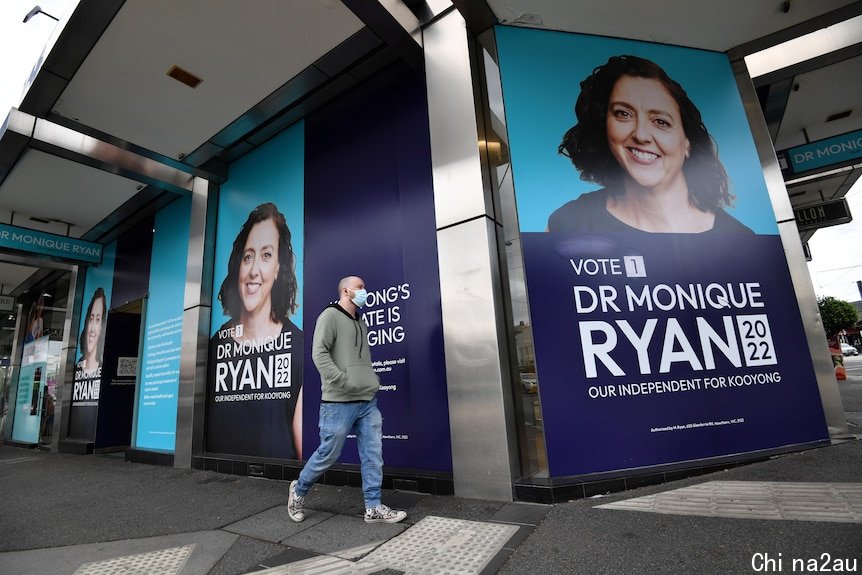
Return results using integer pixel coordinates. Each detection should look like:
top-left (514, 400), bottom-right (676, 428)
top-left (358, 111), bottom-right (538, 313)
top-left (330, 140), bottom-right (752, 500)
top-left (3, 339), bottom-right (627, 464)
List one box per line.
top-left (217, 202), bottom-right (300, 342)
top-left (549, 55), bottom-right (753, 234)
top-left (77, 287), bottom-right (106, 378)
top-left (208, 202), bottom-right (304, 459)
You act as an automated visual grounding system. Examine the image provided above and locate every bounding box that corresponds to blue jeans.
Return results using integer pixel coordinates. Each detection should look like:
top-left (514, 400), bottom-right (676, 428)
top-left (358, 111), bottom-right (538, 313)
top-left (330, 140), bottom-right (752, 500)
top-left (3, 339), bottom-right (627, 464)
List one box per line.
top-left (295, 398), bottom-right (384, 508)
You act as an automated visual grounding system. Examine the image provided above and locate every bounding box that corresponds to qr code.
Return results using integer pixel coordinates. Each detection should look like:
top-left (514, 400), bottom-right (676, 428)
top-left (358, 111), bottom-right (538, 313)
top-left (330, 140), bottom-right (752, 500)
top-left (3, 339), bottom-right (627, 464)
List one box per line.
top-left (117, 357), bottom-right (138, 377)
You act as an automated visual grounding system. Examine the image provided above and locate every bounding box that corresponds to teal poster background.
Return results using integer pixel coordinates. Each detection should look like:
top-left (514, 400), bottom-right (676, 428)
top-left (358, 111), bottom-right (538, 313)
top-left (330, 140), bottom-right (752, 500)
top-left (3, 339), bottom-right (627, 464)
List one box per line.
top-left (135, 197), bottom-right (191, 451)
top-left (495, 25), bottom-right (778, 235)
top-left (11, 337), bottom-right (49, 443)
top-left (75, 241), bottom-right (117, 349)
top-left (211, 122), bottom-right (304, 334)
top-left (12, 364), bottom-right (42, 442)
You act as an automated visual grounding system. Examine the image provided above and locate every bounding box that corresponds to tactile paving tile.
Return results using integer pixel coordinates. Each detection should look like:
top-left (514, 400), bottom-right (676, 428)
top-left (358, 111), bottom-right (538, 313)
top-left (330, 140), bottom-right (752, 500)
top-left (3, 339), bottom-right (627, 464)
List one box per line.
top-left (596, 481), bottom-right (862, 523)
top-left (72, 544), bottom-right (194, 574)
top-left (356, 515), bottom-right (519, 575)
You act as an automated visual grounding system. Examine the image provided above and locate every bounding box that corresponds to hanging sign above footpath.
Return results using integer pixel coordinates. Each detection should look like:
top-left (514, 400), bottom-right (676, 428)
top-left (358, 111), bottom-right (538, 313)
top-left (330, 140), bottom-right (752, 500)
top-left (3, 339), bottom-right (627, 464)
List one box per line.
top-left (793, 198), bottom-right (853, 232)
top-left (778, 129), bottom-right (862, 178)
top-left (0, 223), bottom-right (102, 264)
top-left (0, 294), bottom-right (14, 311)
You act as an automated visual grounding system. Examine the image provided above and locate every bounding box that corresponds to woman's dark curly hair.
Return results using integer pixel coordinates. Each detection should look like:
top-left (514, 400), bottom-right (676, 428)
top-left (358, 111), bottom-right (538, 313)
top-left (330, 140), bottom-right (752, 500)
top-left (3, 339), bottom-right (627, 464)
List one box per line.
top-left (80, 287), bottom-right (106, 358)
top-left (558, 55), bottom-right (732, 212)
top-left (218, 202), bottom-right (298, 322)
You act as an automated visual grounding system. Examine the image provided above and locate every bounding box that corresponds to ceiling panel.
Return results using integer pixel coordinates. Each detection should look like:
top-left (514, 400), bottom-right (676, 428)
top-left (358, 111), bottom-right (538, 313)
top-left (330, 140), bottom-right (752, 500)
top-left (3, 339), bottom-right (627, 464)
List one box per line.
top-left (0, 148), bottom-right (141, 237)
top-left (773, 54), bottom-right (862, 150)
top-left (485, 0), bottom-right (858, 52)
top-left (0, 261), bottom-right (38, 296)
top-left (52, 0), bottom-right (364, 160)
top-left (787, 170), bottom-right (860, 206)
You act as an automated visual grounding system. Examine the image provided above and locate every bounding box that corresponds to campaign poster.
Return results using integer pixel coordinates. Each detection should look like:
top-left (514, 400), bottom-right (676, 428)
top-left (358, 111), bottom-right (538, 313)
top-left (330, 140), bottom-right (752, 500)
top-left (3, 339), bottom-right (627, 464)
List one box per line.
top-left (304, 64), bottom-right (451, 471)
top-left (68, 241), bottom-right (117, 441)
top-left (495, 26), bottom-right (828, 476)
top-left (135, 197), bottom-right (191, 451)
top-left (11, 336), bottom-right (49, 444)
top-left (206, 122), bottom-right (305, 459)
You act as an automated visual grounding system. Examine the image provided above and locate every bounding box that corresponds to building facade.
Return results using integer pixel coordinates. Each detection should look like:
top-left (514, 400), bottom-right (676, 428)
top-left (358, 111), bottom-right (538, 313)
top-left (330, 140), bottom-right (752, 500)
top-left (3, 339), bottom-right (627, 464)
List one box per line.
top-left (1, 0), bottom-right (857, 503)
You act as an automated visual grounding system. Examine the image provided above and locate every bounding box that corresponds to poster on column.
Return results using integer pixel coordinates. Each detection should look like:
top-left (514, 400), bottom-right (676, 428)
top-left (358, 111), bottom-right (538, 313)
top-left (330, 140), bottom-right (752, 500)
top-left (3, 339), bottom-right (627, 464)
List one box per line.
top-left (206, 123), bottom-right (305, 459)
top-left (303, 64), bottom-right (451, 471)
top-left (11, 336), bottom-right (49, 443)
top-left (68, 242), bottom-right (117, 441)
top-left (495, 26), bottom-right (829, 477)
top-left (135, 197), bottom-right (191, 451)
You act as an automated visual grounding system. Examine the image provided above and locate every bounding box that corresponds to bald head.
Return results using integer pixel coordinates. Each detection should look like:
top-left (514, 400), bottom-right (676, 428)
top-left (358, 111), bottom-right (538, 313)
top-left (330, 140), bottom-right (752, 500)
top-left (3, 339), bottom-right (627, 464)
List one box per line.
top-left (337, 276), bottom-right (365, 313)
top-left (338, 276), bottom-right (363, 296)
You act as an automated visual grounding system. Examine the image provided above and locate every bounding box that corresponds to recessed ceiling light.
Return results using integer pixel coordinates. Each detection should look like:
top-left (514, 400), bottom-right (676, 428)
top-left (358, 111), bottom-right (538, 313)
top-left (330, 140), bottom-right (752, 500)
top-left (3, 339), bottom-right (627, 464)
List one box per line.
top-left (167, 65), bottom-right (203, 88)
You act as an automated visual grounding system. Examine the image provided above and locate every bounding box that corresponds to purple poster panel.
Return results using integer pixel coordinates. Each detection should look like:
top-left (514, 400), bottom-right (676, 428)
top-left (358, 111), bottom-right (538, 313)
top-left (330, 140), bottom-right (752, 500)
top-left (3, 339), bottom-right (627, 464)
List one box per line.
top-left (304, 64), bottom-right (451, 471)
top-left (496, 26), bottom-right (828, 476)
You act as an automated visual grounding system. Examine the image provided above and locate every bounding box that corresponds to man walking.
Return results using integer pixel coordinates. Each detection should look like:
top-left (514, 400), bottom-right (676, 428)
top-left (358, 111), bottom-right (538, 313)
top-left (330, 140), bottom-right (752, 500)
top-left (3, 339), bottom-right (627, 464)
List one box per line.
top-left (288, 276), bottom-right (407, 524)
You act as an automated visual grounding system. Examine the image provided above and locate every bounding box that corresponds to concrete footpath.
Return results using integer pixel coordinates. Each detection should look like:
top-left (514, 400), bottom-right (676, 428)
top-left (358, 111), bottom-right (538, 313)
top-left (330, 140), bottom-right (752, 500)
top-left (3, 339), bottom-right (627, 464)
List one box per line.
top-left (0, 361), bottom-right (859, 574)
top-left (1, 442), bottom-right (859, 574)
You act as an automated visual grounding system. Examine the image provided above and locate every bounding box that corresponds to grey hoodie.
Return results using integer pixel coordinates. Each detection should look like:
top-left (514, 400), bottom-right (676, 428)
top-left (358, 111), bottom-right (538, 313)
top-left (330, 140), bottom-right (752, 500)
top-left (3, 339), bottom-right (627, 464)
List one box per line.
top-left (311, 303), bottom-right (379, 402)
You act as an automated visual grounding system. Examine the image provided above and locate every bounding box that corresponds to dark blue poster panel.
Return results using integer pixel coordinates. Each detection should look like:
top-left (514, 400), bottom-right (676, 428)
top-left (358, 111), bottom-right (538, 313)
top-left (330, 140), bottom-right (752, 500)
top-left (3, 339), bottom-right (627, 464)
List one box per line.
top-left (304, 64), bottom-right (451, 471)
top-left (136, 197), bottom-right (191, 451)
top-left (206, 124), bottom-right (305, 459)
top-left (68, 242), bottom-right (117, 441)
top-left (94, 312), bottom-right (140, 449)
top-left (496, 26), bottom-right (828, 476)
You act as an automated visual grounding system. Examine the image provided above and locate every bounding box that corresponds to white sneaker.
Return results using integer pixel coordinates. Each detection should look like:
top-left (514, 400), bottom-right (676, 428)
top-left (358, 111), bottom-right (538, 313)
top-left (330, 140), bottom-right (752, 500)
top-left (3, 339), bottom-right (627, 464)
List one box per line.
top-left (287, 480), bottom-right (305, 522)
top-left (364, 504), bottom-right (407, 524)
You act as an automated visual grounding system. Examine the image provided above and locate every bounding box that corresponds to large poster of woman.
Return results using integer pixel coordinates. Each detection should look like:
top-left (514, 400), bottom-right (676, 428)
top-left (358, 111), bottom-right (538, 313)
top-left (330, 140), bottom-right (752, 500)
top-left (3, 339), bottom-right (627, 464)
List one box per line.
top-left (76, 288), bottom-right (107, 379)
top-left (68, 242), bottom-right (116, 441)
top-left (206, 123), bottom-right (305, 459)
top-left (496, 26), bottom-right (828, 477)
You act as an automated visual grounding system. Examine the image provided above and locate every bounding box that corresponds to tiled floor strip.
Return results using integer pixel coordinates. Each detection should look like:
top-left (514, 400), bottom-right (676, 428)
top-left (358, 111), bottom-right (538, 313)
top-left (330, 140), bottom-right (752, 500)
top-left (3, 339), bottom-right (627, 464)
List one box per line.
top-left (355, 516), bottom-right (519, 575)
top-left (72, 544), bottom-right (194, 575)
top-left (254, 515), bottom-right (519, 575)
top-left (596, 481), bottom-right (862, 523)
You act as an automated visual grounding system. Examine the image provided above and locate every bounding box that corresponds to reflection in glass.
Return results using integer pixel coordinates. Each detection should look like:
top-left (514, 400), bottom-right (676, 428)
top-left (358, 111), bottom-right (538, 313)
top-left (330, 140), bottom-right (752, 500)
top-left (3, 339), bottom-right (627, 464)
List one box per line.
top-left (3, 273), bottom-right (69, 445)
top-left (479, 37), bottom-right (549, 481)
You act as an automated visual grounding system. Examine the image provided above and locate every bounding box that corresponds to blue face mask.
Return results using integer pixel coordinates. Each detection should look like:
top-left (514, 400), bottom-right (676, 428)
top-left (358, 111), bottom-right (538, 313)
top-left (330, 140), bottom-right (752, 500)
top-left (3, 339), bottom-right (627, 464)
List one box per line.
top-left (351, 288), bottom-right (368, 308)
